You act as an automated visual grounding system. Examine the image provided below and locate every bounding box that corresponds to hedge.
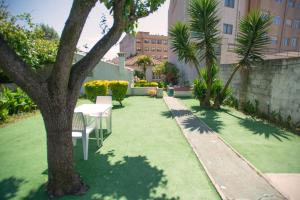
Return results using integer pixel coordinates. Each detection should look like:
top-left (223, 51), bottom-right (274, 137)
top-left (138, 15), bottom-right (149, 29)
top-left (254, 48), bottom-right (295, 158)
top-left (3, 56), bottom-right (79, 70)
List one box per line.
top-left (84, 80), bottom-right (129, 105)
top-left (84, 80), bottom-right (109, 102)
top-left (134, 80), bottom-right (158, 87)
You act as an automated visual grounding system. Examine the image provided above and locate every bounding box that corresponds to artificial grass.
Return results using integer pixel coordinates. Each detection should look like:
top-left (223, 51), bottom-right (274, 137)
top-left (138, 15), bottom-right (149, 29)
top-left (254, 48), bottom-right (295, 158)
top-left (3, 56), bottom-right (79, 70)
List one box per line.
top-left (0, 97), bottom-right (220, 200)
top-left (180, 98), bottom-right (300, 173)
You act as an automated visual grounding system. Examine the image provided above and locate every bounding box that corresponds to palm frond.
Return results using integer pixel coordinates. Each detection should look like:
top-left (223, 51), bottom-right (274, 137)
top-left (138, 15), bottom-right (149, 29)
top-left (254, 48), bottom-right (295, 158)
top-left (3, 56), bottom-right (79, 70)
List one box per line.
top-left (169, 22), bottom-right (198, 65)
top-left (235, 10), bottom-right (272, 66)
top-left (188, 0), bottom-right (220, 63)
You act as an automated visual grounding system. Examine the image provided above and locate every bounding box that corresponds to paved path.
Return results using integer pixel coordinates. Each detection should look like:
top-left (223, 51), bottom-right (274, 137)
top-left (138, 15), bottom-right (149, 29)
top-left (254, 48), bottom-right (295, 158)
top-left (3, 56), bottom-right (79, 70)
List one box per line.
top-left (265, 173), bottom-right (300, 200)
top-left (163, 96), bottom-right (286, 200)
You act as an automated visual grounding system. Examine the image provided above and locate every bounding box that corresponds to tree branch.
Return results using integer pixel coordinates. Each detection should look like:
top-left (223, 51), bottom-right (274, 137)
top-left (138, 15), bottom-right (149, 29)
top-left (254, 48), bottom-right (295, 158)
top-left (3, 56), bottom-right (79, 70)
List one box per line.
top-left (49, 0), bottom-right (97, 95)
top-left (67, 0), bottom-right (128, 103)
top-left (0, 35), bottom-right (44, 102)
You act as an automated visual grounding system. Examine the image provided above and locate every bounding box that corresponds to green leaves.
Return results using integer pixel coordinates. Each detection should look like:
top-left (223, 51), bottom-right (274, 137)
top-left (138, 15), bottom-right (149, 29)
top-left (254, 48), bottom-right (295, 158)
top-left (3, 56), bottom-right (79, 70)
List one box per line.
top-left (1, 87), bottom-right (37, 119)
top-left (189, 0), bottom-right (220, 62)
top-left (169, 22), bottom-right (198, 65)
top-left (235, 10), bottom-right (272, 67)
top-left (101, 0), bottom-right (165, 33)
top-left (0, 4), bottom-right (58, 70)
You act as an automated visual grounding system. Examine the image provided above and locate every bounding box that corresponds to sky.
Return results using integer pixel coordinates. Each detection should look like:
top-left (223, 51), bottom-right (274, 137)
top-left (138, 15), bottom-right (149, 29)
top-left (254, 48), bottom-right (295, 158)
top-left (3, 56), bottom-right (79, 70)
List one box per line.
top-left (6, 0), bottom-right (170, 60)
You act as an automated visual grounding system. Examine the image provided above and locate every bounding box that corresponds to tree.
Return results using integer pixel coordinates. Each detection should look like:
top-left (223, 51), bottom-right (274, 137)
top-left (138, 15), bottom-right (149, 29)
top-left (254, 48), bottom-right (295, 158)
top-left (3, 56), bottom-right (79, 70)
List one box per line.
top-left (0, 0), bottom-right (165, 197)
top-left (36, 23), bottom-right (60, 40)
top-left (213, 11), bottom-right (271, 108)
top-left (169, 0), bottom-right (220, 108)
top-left (134, 55), bottom-right (154, 78)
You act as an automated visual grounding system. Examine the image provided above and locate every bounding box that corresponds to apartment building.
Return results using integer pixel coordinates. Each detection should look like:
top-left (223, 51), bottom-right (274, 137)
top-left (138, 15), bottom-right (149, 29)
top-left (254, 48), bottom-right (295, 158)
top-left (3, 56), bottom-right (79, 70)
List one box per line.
top-left (119, 32), bottom-right (168, 60)
top-left (168, 0), bottom-right (300, 83)
top-left (250, 0), bottom-right (300, 52)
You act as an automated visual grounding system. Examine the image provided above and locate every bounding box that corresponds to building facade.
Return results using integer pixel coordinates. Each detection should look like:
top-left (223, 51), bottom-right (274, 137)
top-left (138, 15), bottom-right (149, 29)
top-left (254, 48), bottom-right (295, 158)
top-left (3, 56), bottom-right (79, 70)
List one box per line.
top-left (120, 32), bottom-right (168, 60)
top-left (250, 0), bottom-right (300, 52)
top-left (168, 0), bottom-right (300, 83)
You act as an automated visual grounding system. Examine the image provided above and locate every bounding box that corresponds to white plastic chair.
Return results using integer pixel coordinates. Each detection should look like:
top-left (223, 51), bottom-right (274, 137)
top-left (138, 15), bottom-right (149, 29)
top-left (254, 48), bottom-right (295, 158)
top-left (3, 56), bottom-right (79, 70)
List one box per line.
top-left (72, 112), bottom-right (96, 160)
top-left (96, 96), bottom-right (112, 134)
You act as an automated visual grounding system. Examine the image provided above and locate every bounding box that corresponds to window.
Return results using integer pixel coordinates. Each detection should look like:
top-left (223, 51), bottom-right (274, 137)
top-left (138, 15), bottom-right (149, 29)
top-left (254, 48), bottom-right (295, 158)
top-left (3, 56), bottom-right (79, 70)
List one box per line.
top-left (151, 40), bottom-right (156, 44)
top-left (157, 48), bottom-right (162, 52)
top-left (137, 47), bottom-right (141, 51)
top-left (144, 39), bottom-right (149, 43)
top-left (273, 16), bottom-right (281, 25)
top-left (271, 36), bottom-right (278, 45)
top-left (275, 0), bottom-right (283, 3)
top-left (286, 19), bottom-right (292, 26)
top-left (163, 48), bottom-right (168, 52)
top-left (288, 0), bottom-right (295, 7)
top-left (223, 23), bottom-right (233, 34)
top-left (151, 47), bottom-right (156, 52)
top-left (144, 47), bottom-right (149, 51)
top-left (157, 40), bottom-right (162, 44)
top-left (136, 39), bottom-right (141, 43)
top-left (163, 55), bottom-right (168, 59)
top-left (283, 38), bottom-right (289, 46)
top-left (163, 40), bottom-right (168, 45)
top-left (291, 38), bottom-right (297, 47)
top-left (292, 20), bottom-right (300, 28)
top-left (224, 0), bottom-right (235, 8)
top-left (297, 2), bottom-right (300, 8)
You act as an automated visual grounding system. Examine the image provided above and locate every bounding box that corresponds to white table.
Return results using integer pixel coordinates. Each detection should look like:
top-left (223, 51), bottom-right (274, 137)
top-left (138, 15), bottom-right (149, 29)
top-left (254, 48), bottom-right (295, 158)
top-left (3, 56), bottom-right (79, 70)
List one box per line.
top-left (75, 104), bottom-right (112, 146)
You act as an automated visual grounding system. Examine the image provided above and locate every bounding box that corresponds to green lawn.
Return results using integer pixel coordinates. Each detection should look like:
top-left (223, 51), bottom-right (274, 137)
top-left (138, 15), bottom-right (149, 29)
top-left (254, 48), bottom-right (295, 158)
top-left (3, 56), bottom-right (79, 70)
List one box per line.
top-left (180, 98), bottom-right (300, 173)
top-left (0, 97), bottom-right (219, 200)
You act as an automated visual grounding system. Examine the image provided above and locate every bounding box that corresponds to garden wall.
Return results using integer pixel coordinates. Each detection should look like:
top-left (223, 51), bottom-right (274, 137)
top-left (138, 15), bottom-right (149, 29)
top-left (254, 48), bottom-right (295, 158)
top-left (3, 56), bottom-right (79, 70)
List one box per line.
top-left (219, 57), bottom-right (300, 124)
top-left (74, 53), bottom-right (134, 95)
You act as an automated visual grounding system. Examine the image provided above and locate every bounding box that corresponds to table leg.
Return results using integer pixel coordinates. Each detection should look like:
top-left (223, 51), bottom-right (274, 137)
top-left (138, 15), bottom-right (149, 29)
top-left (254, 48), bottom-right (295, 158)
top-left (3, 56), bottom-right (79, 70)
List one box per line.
top-left (100, 115), bottom-right (103, 146)
top-left (96, 117), bottom-right (100, 147)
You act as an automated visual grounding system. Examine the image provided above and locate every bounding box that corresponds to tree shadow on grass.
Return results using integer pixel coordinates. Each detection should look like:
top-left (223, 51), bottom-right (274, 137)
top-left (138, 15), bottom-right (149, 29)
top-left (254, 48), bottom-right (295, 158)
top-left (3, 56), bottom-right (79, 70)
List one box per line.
top-left (0, 177), bottom-right (26, 200)
top-left (23, 142), bottom-right (179, 200)
top-left (223, 110), bottom-right (292, 142)
top-left (239, 117), bottom-right (292, 142)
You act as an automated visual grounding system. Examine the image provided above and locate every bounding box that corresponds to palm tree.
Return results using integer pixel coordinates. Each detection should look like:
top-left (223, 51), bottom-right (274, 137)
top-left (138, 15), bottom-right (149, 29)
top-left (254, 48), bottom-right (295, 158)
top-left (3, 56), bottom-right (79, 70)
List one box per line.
top-left (135, 55), bottom-right (154, 78)
top-left (214, 11), bottom-right (272, 108)
top-left (169, 0), bottom-right (220, 108)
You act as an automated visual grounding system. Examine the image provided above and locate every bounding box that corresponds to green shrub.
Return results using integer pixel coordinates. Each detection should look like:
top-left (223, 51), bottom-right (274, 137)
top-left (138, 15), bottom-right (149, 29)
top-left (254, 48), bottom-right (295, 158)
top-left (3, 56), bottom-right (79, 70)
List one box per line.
top-left (242, 100), bottom-right (259, 116)
top-left (84, 80), bottom-right (109, 102)
top-left (158, 81), bottom-right (167, 89)
top-left (223, 95), bottom-right (239, 109)
top-left (109, 80), bottom-right (128, 106)
top-left (0, 87), bottom-right (37, 122)
top-left (0, 96), bottom-right (9, 121)
top-left (134, 80), bottom-right (158, 87)
top-left (193, 79), bottom-right (207, 103)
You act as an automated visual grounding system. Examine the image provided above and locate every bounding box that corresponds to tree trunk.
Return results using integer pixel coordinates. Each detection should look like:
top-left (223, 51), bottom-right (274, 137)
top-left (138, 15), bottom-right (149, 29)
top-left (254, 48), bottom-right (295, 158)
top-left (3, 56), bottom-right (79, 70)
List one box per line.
top-left (213, 63), bottom-right (241, 109)
top-left (41, 102), bottom-right (87, 197)
top-left (238, 67), bottom-right (249, 109)
top-left (202, 59), bottom-right (212, 108)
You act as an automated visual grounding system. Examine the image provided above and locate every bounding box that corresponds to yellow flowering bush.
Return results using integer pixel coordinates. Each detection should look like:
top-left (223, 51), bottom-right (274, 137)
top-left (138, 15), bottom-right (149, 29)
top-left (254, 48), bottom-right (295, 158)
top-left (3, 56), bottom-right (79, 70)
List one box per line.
top-left (109, 81), bottom-right (128, 106)
top-left (84, 80), bottom-right (109, 102)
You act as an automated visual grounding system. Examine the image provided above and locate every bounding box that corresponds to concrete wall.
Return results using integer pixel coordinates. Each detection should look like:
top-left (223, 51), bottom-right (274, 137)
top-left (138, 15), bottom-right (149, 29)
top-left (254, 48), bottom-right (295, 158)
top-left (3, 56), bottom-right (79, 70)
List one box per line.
top-left (74, 54), bottom-right (134, 94)
top-left (219, 57), bottom-right (300, 123)
top-left (119, 34), bottom-right (136, 58)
